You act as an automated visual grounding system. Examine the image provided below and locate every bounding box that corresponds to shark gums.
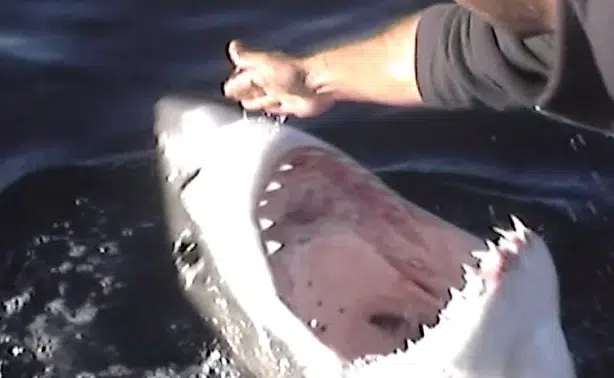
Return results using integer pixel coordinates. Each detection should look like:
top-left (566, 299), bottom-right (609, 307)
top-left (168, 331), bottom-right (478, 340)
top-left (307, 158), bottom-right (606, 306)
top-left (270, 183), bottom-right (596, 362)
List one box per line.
top-left (154, 98), bottom-right (576, 378)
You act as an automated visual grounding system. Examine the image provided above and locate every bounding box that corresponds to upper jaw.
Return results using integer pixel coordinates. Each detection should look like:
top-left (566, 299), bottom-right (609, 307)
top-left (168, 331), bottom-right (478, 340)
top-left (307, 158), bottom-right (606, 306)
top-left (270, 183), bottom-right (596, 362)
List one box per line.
top-left (156, 99), bottom-right (349, 375)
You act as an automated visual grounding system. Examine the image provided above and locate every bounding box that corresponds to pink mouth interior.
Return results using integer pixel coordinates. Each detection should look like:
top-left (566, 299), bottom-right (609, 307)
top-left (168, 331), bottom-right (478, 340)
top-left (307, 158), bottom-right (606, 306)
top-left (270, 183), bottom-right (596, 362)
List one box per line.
top-left (255, 148), bottom-right (475, 361)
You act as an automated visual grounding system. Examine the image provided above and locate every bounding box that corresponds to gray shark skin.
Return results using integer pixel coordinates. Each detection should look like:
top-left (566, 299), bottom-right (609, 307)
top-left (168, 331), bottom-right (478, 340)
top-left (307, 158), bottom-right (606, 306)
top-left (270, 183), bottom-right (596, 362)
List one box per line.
top-left (154, 97), bottom-right (577, 378)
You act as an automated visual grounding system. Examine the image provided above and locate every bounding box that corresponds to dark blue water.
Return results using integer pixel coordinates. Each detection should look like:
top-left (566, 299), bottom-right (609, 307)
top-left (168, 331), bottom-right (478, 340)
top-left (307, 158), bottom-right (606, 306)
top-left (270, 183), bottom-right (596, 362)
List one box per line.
top-left (1, 1), bottom-right (614, 377)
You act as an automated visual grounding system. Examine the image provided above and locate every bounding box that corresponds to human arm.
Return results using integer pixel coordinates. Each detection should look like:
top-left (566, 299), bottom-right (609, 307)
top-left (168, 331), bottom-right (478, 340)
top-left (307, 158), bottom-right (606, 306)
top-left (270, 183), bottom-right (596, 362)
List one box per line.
top-left (223, 2), bottom-right (559, 116)
top-left (300, 13), bottom-right (423, 107)
top-left (222, 12), bottom-right (423, 117)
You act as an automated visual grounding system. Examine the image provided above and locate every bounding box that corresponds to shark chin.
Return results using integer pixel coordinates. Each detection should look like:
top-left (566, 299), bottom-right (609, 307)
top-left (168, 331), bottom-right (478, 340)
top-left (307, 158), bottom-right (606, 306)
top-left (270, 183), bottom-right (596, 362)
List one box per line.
top-left (154, 97), bottom-right (577, 378)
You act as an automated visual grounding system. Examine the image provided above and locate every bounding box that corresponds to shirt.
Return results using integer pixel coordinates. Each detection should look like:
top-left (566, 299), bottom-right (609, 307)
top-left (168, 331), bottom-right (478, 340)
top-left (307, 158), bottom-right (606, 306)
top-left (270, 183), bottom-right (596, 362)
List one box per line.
top-left (416, 0), bottom-right (614, 131)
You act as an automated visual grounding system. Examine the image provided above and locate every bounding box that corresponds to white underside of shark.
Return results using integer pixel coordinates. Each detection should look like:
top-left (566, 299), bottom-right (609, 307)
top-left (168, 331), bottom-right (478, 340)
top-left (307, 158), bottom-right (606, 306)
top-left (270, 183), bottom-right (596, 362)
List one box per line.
top-left (158, 104), bottom-right (577, 378)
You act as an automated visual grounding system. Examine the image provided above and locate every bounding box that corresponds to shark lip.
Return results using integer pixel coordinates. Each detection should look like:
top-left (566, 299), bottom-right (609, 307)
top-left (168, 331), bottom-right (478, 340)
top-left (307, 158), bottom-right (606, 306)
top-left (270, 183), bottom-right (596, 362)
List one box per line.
top-left (252, 145), bottom-right (477, 361)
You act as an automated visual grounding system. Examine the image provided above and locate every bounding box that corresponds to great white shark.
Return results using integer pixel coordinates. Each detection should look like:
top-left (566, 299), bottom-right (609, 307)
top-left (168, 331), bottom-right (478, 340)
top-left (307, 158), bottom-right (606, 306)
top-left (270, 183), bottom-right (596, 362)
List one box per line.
top-left (154, 97), bottom-right (577, 378)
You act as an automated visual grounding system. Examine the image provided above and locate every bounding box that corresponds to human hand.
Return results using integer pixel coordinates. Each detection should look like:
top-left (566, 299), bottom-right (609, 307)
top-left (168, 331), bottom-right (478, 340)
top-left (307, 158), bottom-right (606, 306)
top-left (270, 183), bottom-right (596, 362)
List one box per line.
top-left (222, 40), bottom-right (334, 118)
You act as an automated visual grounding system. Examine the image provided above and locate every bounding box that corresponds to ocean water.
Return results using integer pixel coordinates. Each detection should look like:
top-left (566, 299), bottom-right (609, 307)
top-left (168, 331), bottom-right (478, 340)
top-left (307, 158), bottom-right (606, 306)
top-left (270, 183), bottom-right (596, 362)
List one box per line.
top-left (1, 0), bottom-right (614, 377)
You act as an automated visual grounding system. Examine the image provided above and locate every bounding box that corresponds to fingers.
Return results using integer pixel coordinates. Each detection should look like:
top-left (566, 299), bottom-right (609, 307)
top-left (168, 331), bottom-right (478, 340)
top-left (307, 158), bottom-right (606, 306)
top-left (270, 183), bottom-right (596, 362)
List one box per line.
top-left (240, 95), bottom-right (282, 111)
top-left (227, 40), bottom-right (268, 70)
top-left (224, 73), bottom-right (326, 117)
top-left (263, 103), bottom-right (283, 114)
top-left (227, 40), bottom-right (243, 66)
top-left (223, 70), bottom-right (284, 113)
top-left (223, 70), bottom-right (265, 101)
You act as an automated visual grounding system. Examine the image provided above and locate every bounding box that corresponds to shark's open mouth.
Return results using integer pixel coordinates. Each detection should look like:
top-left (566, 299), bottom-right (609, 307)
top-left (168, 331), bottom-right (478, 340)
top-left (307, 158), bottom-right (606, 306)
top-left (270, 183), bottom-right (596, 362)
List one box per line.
top-left (254, 146), bottom-right (474, 360)
top-left (155, 99), bottom-right (576, 377)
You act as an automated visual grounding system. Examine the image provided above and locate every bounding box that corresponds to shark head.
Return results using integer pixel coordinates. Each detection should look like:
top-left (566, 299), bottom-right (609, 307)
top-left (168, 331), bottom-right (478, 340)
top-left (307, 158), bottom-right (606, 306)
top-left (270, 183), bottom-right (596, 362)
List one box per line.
top-left (155, 98), bottom-right (576, 378)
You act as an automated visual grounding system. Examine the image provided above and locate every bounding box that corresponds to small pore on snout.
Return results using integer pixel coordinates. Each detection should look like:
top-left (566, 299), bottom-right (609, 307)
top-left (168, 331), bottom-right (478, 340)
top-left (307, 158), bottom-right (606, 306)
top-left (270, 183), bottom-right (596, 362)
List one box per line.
top-left (254, 147), bottom-right (476, 361)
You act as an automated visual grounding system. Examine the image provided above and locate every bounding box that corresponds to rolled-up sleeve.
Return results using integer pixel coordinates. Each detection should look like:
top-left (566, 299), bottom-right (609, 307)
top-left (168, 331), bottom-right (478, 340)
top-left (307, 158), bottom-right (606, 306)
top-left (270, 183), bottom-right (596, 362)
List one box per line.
top-left (415, 4), bottom-right (554, 110)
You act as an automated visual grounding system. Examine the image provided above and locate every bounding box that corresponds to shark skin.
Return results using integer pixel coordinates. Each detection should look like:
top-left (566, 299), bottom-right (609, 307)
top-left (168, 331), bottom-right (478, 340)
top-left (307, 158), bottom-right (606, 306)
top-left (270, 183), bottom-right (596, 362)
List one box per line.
top-left (154, 98), bottom-right (577, 378)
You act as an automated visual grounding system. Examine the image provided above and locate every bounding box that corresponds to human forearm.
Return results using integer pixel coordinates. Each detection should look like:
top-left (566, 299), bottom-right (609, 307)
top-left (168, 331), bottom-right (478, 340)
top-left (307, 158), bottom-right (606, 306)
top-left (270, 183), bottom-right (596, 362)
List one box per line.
top-left (301, 13), bottom-right (423, 107)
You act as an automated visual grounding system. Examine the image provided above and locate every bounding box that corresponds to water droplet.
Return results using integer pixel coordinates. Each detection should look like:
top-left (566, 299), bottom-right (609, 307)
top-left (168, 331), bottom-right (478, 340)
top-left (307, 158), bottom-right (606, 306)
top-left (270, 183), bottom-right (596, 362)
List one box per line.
top-left (75, 197), bottom-right (88, 206)
top-left (587, 201), bottom-right (598, 215)
top-left (565, 204), bottom-right (578, 223)
top-left (488, 205), bottom-right (495, 217)
top-left (11, 345), bottom-right (24, 356)
top-left (576, 133), bottom-right (586, 146)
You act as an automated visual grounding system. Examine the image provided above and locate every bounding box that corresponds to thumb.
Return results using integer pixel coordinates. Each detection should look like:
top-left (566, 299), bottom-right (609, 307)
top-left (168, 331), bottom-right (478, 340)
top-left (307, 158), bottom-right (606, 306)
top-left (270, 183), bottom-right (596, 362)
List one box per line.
top-left (227, 40), bottom-right (267, 69)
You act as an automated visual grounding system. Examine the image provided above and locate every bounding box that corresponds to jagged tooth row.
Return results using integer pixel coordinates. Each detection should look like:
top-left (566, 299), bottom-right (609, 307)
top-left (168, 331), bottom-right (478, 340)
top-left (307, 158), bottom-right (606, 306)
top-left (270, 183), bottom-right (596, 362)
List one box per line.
top-left (257, 159), bottom-right (291, 256)
top-left (461, 263), bottom-right (484, 297)
top-left (421, 280), bottom-right (480, 346)
top-left (471, 239), bottom-right (502, 271)
top-left (492, 214), bottom-right (530, 245)
top-left (403, 338), bottom-right (416, 351)
top-left (400, 216), bottom-right (531, 356)
top-left (256, 150), bottom-right (385, 257)
top-left (468, 214), bottom-right (531, 281)
top-left (510, 215), bottom-right (529, 236)
top-left (431, 216), bottom-right (530, 335)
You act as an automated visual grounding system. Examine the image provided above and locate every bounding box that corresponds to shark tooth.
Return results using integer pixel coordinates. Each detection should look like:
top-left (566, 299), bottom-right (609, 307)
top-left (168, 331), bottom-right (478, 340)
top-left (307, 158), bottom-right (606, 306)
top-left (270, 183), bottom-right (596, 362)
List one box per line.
top-left (486, 239), bottom-right (498, 253)
top-left (404, 339), bottom-right (415, 350)
top-left (449, 287), bottom-right (464, 301)
top-left (265, 181), bottom-right (282, 192)
top-left (421, 324), bottom-right (434, 338)
top-left (498, 237), bottom-right (519, 254)
top-left (493, 226), bottom-right (517, 241)
top-left (471, 249), bottom-right (489, 261)
top-left (510, 215), bottom-right (529, 239)
top-left (258, 218), bottom-right (275, 230)
top-left (462, 264), bottom-right (485, 296)
top-left (462, 264), bottom-right (482, 285)
top-left (279, 163), bottom-right (293, 171)
top-left (461, 263), bottom-right (478, 277)
top-left (265, 240), bottom-right (283, 255)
